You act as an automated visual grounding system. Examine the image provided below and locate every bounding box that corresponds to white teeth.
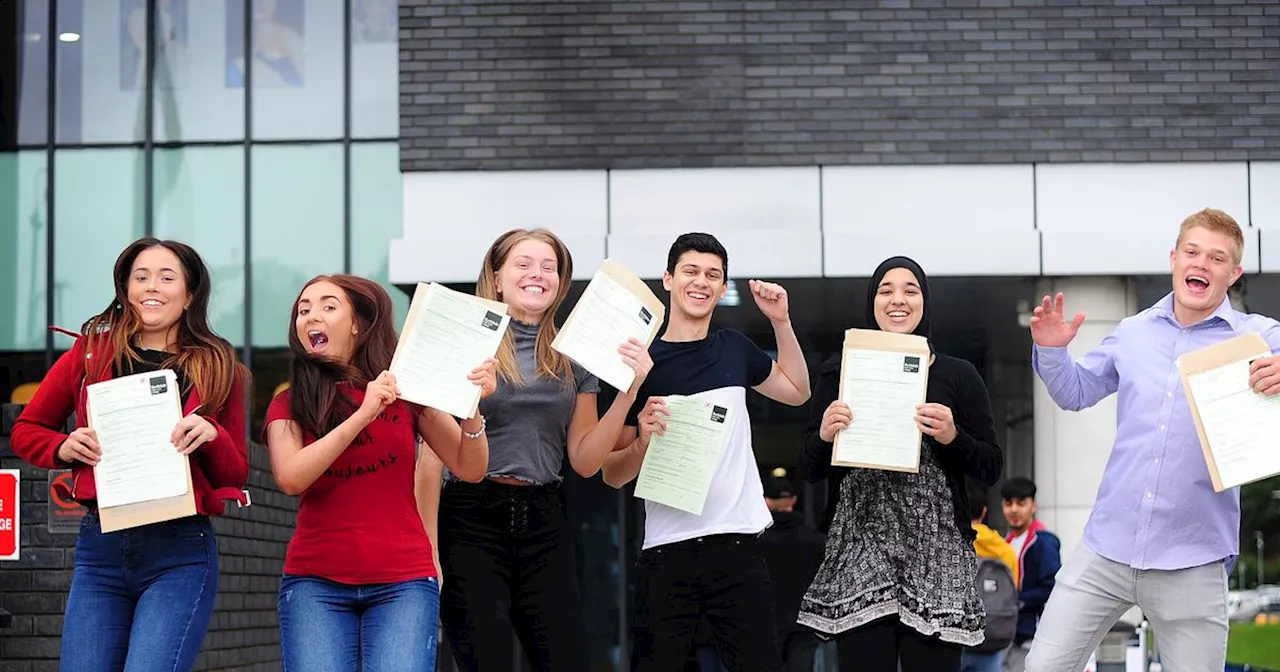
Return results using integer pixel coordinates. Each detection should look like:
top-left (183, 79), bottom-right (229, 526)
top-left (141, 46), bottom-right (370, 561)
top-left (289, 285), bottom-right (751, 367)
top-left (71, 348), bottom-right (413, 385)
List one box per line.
top-left (1188, 275), bottom-right (1208, 283)
top-left (689, 293), bottom-right (709, 300)
top-left (521, 286), bottom-right (544, 294)
top-left (888, 311), bottom-right (908, 318)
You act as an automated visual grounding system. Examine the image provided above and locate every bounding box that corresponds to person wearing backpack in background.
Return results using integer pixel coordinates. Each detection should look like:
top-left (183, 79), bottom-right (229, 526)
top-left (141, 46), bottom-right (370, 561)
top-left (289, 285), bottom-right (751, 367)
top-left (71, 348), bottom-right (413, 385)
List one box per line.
top-left (963, 482), bottom-right (1019, 672)
top-left (1000, 477), bottom-right (1060, 672)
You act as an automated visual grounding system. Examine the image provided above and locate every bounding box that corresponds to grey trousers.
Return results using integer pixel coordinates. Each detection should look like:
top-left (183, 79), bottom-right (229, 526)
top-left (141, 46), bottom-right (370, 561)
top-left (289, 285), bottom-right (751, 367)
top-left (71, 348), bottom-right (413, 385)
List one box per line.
top-left (1002, 642), bottom-right (1029, 672)
top-left (1025, 544), bottom-right (1228, 672)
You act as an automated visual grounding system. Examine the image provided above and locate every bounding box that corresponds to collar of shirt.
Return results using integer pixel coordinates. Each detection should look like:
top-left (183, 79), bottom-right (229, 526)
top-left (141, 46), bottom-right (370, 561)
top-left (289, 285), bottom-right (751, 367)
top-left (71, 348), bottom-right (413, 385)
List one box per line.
top-left (1148, 292), bottom-right (1240, 332)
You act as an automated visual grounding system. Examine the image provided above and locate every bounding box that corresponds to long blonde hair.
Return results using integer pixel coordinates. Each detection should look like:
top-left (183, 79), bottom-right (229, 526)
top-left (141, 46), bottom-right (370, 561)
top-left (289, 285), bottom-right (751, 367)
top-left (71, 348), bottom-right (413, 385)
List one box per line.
top-left (476, 228), bottom-right (575, 384)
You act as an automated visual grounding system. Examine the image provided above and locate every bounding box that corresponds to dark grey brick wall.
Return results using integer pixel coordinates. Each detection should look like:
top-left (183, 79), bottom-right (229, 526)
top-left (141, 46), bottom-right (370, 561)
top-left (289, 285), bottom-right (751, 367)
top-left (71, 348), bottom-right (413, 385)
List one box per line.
top-left (0, 406), bottom-right (295, 672)
top-left (398, 0), bottom-right (1280, 171)
top-left (194, 444), bottom-right (295, 672)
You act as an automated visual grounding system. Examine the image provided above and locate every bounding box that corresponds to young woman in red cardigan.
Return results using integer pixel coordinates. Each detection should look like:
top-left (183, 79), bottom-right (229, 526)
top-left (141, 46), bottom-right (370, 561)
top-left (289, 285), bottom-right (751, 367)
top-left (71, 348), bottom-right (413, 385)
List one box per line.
top-left (264, 274), bottom-right (493, 671)
top-left (11, 237), bottom-right (249, 672)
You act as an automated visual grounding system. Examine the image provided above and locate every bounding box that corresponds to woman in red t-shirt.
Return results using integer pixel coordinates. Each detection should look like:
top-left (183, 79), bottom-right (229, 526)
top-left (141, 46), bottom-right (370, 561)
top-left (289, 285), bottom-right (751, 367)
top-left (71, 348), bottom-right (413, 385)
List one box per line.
top-left (11, 237), bottom-right (249, 671)
top-left (263, 274), bottom-right (494, 671)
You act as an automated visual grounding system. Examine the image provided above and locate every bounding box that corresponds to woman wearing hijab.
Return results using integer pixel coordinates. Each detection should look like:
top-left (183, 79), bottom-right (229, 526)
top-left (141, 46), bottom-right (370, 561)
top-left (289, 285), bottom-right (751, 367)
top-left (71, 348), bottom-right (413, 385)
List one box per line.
top-left (796, 256), bottom-right (1003, 672)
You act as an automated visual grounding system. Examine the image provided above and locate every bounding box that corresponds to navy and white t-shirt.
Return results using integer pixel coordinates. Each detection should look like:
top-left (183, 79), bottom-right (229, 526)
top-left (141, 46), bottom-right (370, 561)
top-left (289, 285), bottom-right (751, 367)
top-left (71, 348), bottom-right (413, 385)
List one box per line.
top-left (626, 327), bottom-right (775, 549)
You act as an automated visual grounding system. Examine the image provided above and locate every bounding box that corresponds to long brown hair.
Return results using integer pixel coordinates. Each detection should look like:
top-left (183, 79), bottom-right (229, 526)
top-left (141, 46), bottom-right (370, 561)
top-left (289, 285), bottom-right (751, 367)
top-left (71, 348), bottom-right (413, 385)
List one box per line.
top-left (81, 238), bottom-right (245, 414)
top-left (286, 274), bottom-right (398, 439)
top-left (476, 228), bottom-right (575, 384)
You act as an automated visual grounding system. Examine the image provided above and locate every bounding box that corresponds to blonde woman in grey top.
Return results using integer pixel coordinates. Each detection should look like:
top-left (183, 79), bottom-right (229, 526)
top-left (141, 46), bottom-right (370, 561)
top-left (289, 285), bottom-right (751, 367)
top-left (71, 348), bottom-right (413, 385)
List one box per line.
top-left (419, 228), bottom-right (653, 672)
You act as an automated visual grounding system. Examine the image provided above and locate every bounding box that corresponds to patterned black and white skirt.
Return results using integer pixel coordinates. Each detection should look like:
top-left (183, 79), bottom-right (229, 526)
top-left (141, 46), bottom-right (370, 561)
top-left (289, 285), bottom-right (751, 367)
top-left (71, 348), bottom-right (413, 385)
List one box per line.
top-left (797, 444), bottom-right (986, 646)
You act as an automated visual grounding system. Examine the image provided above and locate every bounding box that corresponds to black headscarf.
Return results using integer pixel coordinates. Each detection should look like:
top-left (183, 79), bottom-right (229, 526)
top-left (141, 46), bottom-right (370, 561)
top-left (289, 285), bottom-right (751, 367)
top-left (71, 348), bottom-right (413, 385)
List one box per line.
top-left (865, 255), bottom-right (933, 354)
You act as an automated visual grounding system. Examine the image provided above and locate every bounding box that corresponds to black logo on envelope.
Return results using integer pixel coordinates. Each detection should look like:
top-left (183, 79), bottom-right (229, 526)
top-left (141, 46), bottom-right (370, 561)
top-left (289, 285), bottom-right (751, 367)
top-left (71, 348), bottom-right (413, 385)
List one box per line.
top-left (481, 311), bottom-right (502, 331)
top-left (149, 376), bottom-right (169, 395)
top-left (902, 356), bottom-right (921, 374)
top-left (710, 405), bottom-right (727, 423)
top-left (639, 307), bottom-right (653, 324)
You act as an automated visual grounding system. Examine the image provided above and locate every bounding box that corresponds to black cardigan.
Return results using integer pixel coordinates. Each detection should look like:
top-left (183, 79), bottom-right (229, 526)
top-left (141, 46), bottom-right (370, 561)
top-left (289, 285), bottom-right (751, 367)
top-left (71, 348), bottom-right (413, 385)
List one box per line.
top-left (797, 352), bottom-right (1004, 540)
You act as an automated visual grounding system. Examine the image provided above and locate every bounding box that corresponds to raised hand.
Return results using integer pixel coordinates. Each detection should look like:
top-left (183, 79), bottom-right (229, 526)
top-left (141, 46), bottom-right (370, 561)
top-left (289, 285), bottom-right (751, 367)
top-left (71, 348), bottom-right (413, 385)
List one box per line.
top-left (360, 371), bottom-right (399, 421)
top-left (468, 358), bottom-right (499, 399)
top-left (636, 397), bottom-right (669, 450)
top-left (749, 280), bottom-right (790, 322)
top-left (1029, 293), bottom-right (1085, 348)
top-left (1249, 356), bottom-right (1280, 397)
top-left (619, 338), bottom-right (654, 396)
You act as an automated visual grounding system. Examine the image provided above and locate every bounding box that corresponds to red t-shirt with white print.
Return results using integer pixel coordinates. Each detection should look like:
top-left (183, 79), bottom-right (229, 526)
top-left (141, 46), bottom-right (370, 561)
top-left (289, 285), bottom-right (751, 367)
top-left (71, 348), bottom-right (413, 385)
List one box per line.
top-left (265, 386), bottom-right (435, 585)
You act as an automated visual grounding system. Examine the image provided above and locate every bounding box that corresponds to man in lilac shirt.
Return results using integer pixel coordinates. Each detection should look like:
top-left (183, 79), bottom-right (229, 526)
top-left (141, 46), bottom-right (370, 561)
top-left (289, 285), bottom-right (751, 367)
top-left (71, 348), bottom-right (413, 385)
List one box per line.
top-left (1025, 208), bottom-right (1280, 672)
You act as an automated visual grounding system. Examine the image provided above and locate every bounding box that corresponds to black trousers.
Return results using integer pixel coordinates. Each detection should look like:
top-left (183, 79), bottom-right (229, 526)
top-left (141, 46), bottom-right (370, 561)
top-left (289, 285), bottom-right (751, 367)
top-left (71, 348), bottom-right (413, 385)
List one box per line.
top-left (835, 616), bottom-right (961, 672)
top-left (438, 481), bottom-right (589, 672)
top-left (631, 534), bottom-right (785, 672)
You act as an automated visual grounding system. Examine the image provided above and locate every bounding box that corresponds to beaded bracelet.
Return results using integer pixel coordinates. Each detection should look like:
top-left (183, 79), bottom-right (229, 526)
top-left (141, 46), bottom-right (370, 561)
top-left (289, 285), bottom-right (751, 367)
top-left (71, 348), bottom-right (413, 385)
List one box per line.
top-left (462, 415), bottom-right (486, 439)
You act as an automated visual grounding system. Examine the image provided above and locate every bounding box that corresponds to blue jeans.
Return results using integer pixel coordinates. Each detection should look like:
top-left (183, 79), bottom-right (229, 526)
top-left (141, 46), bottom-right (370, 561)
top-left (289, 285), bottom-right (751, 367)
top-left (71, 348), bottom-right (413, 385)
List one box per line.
top-left (278, 574), bottom-right (440, 671)
top-left (62, 512), bottom-right (218, 672)
top-left (961, 649), bottom-right (1005, 672)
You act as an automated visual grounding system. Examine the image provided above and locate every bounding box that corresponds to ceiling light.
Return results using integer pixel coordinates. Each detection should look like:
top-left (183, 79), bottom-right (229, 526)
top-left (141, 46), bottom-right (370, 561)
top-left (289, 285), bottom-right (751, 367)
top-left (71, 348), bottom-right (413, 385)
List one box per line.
top-left (58, 32), bottom-right (80, 43)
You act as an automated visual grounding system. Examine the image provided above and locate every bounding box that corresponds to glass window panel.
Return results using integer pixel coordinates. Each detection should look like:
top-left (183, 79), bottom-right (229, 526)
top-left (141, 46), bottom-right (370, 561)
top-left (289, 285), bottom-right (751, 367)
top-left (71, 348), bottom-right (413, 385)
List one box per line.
top-left (250, 144), bottom-right (343, 347)
top-left (17, 0), bottom-right (51, 145)
top-left (0, 151), bottom-right (50, 351)
top-left (350, 0), bottom-right (397, 138)
top-left (53, 148), bottom-right (145, 331)
top-left (248, 346), bottom-right (290, 439)
top-left (153, 146), bottom-right (246, 347)
top-left (228, 0), bottom-right (342, 140)
top-left (54, 0), bottom-right (146, 144)
top-left (350, 143), bottom-right (407, 328)
top-left (152, 0), bottom-right (246, 142)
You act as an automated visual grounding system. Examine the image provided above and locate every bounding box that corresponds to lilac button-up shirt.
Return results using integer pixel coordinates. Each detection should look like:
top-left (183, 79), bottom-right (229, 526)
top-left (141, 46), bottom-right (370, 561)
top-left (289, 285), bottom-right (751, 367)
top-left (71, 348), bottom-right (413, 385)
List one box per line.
top-left (1033, 293), bottom-right (1280, 571)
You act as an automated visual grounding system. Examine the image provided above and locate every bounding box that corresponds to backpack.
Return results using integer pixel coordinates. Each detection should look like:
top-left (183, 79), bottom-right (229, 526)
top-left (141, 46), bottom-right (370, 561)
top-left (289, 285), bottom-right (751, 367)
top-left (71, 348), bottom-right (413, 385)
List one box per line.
top-left (973, 557), bottom-right (1018, 653)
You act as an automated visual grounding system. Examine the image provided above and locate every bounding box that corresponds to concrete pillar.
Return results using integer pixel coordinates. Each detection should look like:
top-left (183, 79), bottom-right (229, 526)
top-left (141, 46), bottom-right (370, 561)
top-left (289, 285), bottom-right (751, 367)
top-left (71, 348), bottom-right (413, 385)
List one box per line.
top-left (1032, 276), bottom-right (1139, 560)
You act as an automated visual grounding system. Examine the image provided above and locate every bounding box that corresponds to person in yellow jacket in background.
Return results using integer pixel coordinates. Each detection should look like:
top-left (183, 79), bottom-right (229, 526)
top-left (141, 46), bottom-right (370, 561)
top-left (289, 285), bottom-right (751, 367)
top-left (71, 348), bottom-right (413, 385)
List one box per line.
top-left (973, 493), bottom-right (1019, 586)
top-left (962, 483), bottom-right (1019, 672)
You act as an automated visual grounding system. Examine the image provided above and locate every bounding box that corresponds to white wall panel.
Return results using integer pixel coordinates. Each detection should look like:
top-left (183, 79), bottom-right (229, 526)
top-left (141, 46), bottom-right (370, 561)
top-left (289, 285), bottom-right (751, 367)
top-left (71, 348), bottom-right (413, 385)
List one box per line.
top-left (393, 170), bottom-right (608, 283)
top-left (393, 161), bottom-right (1270, 282)
top-left (822, 165), bottom-right (1036, 277)
top-left (609, 167), bottom-right (821, 233)
top-left (1036, 163), bottom-right (1249, 233)
top-left (608, 167), bottom-right (823, 278)
top-left (824, 230), bottom-right (1041, 278)
top-left (1253, 163), bottom-right (1280, 273)
top-left (823, 165), bottom-right (1035, 233)
top-left (607, 230), bottom-right (823, 280)
top-left (1042, 227), bottom-right (1260, 276)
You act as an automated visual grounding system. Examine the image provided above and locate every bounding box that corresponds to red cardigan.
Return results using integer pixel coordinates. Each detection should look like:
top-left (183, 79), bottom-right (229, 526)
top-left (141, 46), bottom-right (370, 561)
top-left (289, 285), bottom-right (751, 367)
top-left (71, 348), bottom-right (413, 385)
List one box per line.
top-left (11, 332), bottom-right (250, 515)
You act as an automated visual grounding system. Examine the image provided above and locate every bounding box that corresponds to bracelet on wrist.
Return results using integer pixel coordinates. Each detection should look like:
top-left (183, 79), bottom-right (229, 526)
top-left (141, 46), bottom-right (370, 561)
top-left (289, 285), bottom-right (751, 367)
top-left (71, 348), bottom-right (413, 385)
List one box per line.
top-left (461, 415), bottom-right (486, 440)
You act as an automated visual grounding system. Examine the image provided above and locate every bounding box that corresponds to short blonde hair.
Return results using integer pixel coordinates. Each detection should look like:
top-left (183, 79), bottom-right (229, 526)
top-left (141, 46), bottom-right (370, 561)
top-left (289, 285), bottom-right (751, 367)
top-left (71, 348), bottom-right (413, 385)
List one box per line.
top-left (1176, 208), bottom-right (1244, 265)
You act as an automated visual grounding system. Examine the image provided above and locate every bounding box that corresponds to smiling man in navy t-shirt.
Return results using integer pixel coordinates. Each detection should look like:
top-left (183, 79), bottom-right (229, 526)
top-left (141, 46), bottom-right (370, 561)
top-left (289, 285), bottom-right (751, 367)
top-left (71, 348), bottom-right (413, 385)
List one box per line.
top-left (603, 232), bottom-right (812, 672)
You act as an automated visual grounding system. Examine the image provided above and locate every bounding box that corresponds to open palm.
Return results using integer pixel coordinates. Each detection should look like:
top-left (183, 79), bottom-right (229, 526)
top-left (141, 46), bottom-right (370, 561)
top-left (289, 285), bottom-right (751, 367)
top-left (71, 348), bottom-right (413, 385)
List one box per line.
top-left (1030, 293), bottom-right (1085, 347)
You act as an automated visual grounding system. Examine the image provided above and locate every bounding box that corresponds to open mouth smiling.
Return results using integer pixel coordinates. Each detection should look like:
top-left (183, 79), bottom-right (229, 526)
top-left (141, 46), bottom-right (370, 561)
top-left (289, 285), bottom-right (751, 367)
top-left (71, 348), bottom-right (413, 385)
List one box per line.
top-left (307, 330), bottom-right (329, 351)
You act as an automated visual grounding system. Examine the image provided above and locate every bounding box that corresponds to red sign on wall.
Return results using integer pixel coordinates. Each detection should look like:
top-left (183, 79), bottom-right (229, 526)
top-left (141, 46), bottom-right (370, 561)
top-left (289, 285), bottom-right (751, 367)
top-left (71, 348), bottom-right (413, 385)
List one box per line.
top-left (48, 470), bottom-right (87, 534)
top-left (0, 470), bottom-right (19, 561)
